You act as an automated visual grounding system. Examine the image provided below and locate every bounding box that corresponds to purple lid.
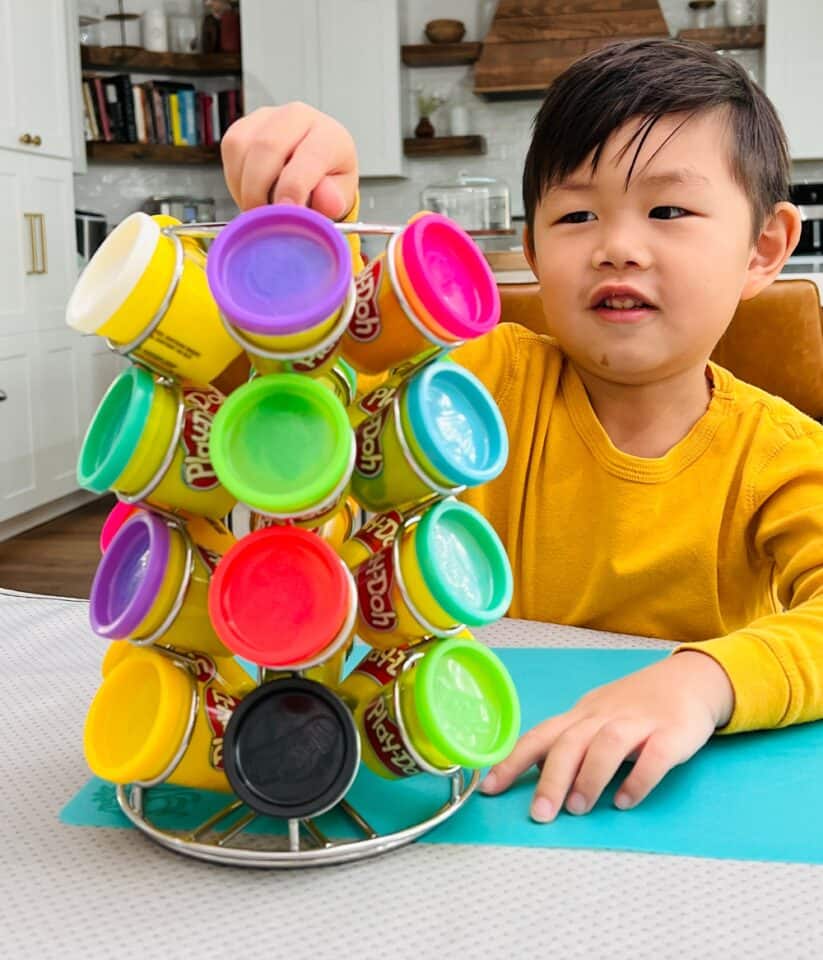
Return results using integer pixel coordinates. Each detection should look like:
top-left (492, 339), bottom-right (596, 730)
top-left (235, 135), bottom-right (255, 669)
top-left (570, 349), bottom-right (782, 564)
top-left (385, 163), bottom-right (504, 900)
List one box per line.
top-left (206, 205), bottom-right (351, 336)
top-left (89, 512), bottom-right (170, 639)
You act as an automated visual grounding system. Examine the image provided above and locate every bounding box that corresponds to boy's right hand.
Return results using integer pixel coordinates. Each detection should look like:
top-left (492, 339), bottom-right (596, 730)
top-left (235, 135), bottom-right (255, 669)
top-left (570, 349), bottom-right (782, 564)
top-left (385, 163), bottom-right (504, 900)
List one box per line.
top-left (221, 102), bottom-right (358, 219)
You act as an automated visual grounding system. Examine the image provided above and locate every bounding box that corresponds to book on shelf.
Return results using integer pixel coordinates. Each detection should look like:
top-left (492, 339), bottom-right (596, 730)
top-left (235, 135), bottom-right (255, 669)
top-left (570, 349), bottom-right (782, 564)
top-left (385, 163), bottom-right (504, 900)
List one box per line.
top-left (81, 70), bottom-right (243, 148)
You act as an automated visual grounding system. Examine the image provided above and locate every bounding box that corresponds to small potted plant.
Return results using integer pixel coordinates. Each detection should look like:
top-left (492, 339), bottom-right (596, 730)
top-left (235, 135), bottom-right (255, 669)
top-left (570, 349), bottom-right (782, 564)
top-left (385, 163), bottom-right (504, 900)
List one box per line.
top-left (415, 90), bottom-right (446, 138)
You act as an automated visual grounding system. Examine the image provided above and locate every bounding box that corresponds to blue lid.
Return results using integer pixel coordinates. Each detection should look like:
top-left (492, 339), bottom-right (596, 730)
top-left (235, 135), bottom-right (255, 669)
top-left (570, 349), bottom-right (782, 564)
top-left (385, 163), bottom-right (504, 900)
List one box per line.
top-left (403, 362), bottom-right (508, 488)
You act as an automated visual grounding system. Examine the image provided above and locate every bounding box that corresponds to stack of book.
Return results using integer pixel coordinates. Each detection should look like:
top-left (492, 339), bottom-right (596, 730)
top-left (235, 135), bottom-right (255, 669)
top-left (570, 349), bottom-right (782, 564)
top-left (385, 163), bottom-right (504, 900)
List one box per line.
top-left (82, 73), bottom-right (243, 146)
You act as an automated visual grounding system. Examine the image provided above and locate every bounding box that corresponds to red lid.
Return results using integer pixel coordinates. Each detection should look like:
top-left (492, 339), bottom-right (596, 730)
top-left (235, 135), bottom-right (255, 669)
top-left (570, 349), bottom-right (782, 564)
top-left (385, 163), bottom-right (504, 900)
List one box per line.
top-left (208, 526), bottom-right (351, 667)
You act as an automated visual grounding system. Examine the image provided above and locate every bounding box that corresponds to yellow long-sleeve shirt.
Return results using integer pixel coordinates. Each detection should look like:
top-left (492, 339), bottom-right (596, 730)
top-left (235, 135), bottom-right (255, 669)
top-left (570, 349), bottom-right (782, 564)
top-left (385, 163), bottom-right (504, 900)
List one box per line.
top-left (453, 322), bottom-right (823, 735)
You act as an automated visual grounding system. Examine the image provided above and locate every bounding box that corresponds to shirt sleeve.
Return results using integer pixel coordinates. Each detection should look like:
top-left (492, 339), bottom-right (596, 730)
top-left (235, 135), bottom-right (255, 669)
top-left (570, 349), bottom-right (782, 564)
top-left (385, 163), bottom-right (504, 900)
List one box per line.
top-left (676, 429), bottom-right (823, 733)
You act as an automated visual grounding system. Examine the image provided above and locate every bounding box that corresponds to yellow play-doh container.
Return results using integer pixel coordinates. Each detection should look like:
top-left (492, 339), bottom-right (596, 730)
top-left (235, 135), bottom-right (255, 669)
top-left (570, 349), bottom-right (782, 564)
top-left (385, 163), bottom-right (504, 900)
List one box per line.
top-left (341, 213), bottom-right (500, 376)
top-left (249, 496), bottom-right (358, 552)
top-left (336, 645), bottom-right (413, 710)
top-left (338, 508), bottom-right (405, 570)
top-left (66, 212), bottom-right (247, 393)
top-left (89, 511), bottom-right (231, 658)
top-left (351, 359), bottom-right (508, 513)
top-left (77, 366), bottom-right (236, 519)
top-left (206, 205), bottom-right (355, 378)
top-left (355, 637), bottom-right (520, 779)
top-left (354, 500), bottom-right (513, 650)
top-left (84, 645), bottom-right (242, 791)
top-left (100, 641), bottom-right (256, 700)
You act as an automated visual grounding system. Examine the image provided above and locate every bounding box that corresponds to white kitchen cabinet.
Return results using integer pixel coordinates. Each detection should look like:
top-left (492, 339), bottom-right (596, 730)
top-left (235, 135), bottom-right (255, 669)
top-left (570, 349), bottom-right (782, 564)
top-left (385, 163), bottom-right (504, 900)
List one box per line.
top-left (0, 0), bottom-right (73, 160)
top-left (0, 333), bottom-right (39, 519)
top-left (765, 1), bottom-right (823, 160)
top-left (241, 0), bottom-right (403, 177)
top-left (0, 147), bottom-right (106, 524)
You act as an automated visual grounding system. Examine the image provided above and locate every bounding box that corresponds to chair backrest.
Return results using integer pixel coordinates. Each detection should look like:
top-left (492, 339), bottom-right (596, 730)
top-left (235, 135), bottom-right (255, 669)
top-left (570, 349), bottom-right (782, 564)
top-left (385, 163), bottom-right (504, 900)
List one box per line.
top-left (497, 278), bottom-right (823, 419)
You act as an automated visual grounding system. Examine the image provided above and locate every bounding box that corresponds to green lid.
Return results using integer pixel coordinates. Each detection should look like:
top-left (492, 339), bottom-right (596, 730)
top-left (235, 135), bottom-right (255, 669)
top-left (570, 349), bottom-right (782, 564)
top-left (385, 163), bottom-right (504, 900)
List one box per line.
top-left (415, 499), bottom-right (513, 626)
top-left (209, 373), bottom-right (354, 515)
top-left (77, 364), bottom-right (155, 494)
top-left (414, 637), bottom-right (520, 768)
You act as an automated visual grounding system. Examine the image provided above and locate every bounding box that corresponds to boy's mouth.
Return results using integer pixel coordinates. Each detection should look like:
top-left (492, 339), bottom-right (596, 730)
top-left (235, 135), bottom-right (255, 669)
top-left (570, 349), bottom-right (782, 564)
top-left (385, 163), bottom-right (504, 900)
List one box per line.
top-left (589, 285), bottom-right (658, 323)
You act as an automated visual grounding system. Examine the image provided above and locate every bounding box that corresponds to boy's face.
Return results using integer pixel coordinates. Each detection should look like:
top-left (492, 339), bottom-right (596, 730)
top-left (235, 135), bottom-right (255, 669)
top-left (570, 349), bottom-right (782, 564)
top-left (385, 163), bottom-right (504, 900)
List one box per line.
top-left (526, 109), bottom-right (758, 384)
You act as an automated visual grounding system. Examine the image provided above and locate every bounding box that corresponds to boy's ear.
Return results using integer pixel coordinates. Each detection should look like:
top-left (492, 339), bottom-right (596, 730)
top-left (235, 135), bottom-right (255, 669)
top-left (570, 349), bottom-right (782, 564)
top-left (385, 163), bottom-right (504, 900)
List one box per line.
top-left (740, 202), bottom-right (802, 301)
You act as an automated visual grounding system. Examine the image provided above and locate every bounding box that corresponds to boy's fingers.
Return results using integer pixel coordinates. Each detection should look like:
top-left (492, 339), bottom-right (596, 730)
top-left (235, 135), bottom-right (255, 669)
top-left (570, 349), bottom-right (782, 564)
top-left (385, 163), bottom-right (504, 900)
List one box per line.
top-left (531, 719), bottom-right (602, 822)
top-left (311, 174), bottom-right (357, 221)
top-left (568, 720), bottom-right (647, 814)
top-left (480, 717), bottom-right (568, 796)
top-left (613, 733), bottom-right (680, 809)
top-left (236, 140), bottom-right (292, 210)
top-left (274, 124), bottom-right (357, 211)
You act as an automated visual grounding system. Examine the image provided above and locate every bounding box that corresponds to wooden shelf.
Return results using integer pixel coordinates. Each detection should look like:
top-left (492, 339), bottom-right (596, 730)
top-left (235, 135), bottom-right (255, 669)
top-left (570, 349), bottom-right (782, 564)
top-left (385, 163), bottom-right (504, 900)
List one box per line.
top-left (401, 43), bottom-right (482, 67)
top-left (403, 135), bottom-right (486, 158)
top-left (86, 141), bottom-right (222, 165)
top-left (676, 26), bottom-right (764, 49)
top-left (81, 45), bottom-right (241, 75)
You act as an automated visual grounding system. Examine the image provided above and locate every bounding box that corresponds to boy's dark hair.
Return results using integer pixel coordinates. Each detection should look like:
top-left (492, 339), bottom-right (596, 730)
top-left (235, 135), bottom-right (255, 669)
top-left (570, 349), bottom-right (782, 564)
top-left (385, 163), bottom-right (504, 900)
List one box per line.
top-left (523, 39), bottom-right (790, 248)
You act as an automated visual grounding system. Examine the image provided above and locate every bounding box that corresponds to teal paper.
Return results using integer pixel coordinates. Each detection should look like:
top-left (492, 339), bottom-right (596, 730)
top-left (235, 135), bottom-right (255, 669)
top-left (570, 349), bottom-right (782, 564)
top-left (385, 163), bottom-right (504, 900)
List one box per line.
top-left (62, 648), bottom-right (823, 864)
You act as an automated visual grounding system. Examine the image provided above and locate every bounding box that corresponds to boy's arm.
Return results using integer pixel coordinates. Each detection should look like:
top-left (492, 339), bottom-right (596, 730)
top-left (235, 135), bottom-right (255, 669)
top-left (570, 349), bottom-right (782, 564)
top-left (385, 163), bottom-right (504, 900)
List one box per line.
top-left (676, 429), bottom-right (823, 733)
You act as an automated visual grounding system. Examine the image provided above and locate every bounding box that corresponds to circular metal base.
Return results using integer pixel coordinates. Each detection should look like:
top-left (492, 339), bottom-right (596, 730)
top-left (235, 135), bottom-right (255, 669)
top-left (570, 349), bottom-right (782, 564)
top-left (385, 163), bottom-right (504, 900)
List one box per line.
top-left (116, 768), bottom-right (480, 868)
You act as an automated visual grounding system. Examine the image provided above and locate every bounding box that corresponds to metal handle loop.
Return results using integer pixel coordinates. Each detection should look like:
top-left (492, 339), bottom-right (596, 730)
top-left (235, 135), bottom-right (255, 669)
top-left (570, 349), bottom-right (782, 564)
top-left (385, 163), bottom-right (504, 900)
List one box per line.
top-left (129, 520), bottom-right (195, 647)
top-left (119, 386), bottom-right (186, 505)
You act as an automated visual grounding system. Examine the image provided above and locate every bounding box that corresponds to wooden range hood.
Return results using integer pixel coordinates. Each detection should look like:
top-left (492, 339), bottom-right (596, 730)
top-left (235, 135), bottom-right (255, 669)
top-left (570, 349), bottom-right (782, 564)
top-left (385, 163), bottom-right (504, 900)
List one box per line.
top-left (474, 0), bottom-right (668, 96)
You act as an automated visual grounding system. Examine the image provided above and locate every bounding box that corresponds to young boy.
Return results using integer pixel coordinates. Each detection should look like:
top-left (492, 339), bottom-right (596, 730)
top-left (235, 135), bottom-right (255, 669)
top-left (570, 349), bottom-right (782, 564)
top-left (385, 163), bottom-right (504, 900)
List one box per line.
top-left (220, 39), bottom-right (820, 824)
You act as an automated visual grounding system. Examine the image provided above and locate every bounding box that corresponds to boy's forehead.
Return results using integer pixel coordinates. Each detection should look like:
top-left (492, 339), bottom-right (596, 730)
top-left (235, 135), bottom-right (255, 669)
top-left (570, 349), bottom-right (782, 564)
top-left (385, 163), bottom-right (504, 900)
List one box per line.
top-left (552, 109), bottom-right (734, 191)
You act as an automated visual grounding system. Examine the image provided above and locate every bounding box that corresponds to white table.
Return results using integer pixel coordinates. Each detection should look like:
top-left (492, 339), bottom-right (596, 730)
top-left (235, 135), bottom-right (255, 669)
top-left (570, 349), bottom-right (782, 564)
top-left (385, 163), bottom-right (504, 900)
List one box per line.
top-left (2, 587), bottom-right (822, 959)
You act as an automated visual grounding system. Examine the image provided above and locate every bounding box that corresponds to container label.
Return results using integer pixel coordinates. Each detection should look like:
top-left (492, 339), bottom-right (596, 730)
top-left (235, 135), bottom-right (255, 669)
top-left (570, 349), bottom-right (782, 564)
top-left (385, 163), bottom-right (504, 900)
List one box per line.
top-left (356, 382), bottom-right (397, 419)
top-left (362, 693), bottom-right (422, 778)
top-left (349, 257), bottom-right (383, 343)
top-left (350, 646), bottom-right (409, 688)
top-left (204, 684), bottom-right (242, 771)
top-left (356, 547), bottom-right (398, 633)
top-left (289, 339), bottom-right (339, 373)
top-left (179, 385), bottom-right (223, 490)
top-left (350, 509), bottom-right (403, 557)
top-left (354, 404), bottom-right (391, 478)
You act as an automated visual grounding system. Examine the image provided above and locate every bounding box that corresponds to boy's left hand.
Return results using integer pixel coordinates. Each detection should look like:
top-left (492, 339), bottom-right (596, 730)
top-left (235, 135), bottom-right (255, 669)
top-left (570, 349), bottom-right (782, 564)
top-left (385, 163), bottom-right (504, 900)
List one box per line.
top-left (480, 651), bottom-right (734, 821)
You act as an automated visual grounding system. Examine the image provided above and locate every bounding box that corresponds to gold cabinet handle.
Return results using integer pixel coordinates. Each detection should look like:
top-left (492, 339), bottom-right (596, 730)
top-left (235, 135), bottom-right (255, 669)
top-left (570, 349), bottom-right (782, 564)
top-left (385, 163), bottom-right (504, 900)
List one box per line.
top-left (23, 213), bottom-right (47, 275)
top-left (32, 134), bottom-right (42, 146)
top-left (18, 133), bottom-right (41, 146)
top-left (19, 133), bottom-right (32, 144)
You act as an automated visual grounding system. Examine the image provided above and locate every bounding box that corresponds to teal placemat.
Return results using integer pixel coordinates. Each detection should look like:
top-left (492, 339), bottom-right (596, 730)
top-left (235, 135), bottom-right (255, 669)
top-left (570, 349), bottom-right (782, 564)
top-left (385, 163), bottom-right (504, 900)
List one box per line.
top-left (62, 648), bottom-right (823, 863)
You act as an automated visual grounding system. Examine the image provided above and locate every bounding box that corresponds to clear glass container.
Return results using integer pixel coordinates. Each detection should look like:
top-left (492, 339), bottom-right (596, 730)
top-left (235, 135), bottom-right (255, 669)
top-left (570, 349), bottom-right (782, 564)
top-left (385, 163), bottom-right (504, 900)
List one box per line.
top-left (421, 173), bottom-right (511, 232)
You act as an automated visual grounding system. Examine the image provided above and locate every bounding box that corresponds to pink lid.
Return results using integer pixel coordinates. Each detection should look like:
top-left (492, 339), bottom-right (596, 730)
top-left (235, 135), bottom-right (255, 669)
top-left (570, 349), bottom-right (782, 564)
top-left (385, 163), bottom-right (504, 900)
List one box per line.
top-left (99, 501), bottom-right (140, 553)
top-left (399, 213), bottom-right (500, 341)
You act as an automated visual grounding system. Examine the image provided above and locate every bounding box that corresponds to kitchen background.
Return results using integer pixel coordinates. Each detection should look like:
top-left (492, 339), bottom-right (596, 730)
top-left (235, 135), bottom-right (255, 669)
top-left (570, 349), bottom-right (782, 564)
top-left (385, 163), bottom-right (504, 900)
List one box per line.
top-left (76, 0), bottom-right (821, 235)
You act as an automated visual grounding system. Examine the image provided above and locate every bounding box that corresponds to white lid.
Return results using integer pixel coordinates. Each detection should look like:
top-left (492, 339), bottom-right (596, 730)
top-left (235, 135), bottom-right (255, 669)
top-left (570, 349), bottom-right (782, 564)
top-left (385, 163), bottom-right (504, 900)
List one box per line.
top-left (66, 212), bottom-right (161, 335)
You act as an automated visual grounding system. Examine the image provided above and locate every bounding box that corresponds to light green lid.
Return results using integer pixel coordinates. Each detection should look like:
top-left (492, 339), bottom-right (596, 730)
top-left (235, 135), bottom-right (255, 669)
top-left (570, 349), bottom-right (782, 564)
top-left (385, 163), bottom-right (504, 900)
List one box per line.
top-left (209, 372), bottom-right (354, 514)
top-left (414, 637), bottom-right (520, 768)
top-left (77, 364), bottom-right (155, 494)
top-left (415, 498), bottom-right (513, 626)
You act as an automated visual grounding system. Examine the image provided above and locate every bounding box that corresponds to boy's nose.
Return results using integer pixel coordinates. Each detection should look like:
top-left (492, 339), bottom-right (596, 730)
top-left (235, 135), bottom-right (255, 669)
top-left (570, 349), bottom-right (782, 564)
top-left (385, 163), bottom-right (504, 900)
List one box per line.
top-left (592, 232), bottom-right (652, 271)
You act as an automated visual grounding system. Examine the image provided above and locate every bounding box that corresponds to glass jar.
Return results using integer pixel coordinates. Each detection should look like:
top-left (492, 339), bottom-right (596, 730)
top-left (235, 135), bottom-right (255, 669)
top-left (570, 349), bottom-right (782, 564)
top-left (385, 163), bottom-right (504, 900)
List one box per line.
top-left (421, 173), bottom-right (511, 232)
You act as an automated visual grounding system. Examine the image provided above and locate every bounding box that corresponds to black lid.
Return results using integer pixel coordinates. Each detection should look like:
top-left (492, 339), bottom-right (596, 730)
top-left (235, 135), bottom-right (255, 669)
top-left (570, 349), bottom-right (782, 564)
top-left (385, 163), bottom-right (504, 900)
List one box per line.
top-left (224, 677), bottom-right (360, 820)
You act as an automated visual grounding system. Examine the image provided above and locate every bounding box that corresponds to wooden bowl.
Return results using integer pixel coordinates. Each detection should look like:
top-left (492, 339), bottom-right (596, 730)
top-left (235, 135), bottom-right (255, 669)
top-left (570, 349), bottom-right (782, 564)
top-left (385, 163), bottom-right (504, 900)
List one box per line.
top-left (425, 19), bottom-right (466, 44)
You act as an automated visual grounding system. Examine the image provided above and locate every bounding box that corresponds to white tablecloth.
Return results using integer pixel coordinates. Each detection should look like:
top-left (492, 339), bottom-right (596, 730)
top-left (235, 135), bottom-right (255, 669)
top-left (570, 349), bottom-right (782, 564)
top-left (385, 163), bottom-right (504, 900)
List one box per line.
top-left (2, 587), bottom-right (822, 960)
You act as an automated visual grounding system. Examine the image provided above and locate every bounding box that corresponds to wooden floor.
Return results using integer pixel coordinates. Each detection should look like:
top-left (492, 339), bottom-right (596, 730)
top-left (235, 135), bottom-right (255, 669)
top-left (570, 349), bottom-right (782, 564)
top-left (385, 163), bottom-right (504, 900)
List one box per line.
top-left (0, 496), bottom-right (115, 598)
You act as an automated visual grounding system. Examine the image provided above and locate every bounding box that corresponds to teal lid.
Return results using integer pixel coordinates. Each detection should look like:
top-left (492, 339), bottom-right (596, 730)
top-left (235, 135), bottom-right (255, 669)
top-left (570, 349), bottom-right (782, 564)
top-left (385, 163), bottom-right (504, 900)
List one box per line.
top-left (77, 365), bottom-right (155, 494)
top-left (403, 362), bottom-right (508, 488)
top-left (414, 637), bottom-right (520, 768)
top-left (415, 499), bottom-right (513, 626)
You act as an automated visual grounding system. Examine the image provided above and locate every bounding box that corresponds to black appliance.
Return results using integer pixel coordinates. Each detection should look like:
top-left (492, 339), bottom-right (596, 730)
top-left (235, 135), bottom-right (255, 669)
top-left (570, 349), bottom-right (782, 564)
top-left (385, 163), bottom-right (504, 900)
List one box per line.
top-left (790, 183), bottom-right (823, 256)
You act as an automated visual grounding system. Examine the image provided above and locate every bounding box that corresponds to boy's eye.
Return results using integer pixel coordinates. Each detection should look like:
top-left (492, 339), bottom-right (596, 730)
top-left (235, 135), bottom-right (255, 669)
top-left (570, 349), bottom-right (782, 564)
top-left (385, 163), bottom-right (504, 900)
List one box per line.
top-left (557, 210), bottom-right (596, 224)
top-left (649, 205), bottom-right (690, 220)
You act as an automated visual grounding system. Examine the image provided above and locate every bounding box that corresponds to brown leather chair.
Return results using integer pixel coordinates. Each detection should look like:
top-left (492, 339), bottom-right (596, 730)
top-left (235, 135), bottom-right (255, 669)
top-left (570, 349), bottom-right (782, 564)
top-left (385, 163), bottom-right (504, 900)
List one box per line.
top-left (498, 279), bottom-right (823, 419)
